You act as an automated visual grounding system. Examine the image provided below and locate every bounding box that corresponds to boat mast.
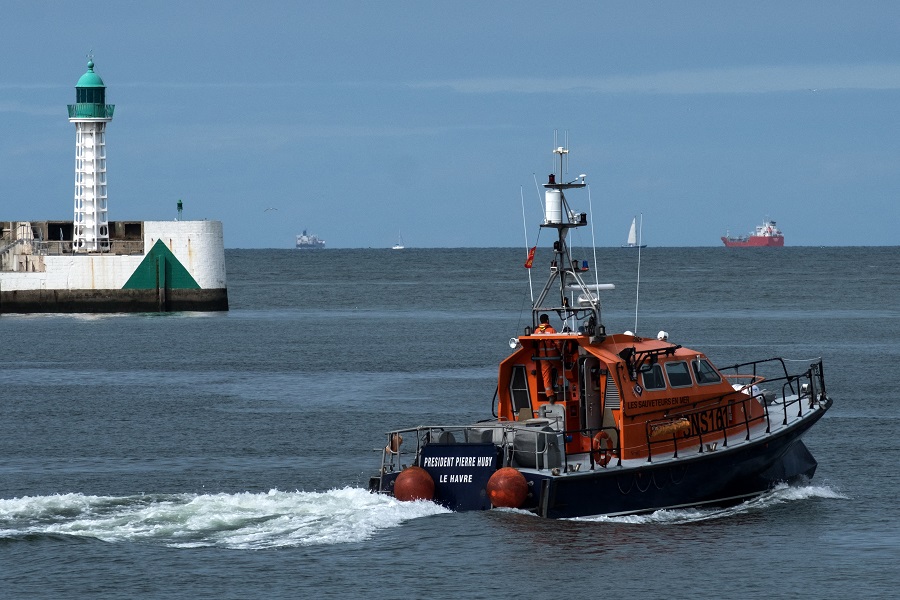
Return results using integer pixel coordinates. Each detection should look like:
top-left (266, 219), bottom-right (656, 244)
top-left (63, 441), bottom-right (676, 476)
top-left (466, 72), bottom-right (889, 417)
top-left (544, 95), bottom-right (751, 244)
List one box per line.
top-left (532, 145), bottom-right (605, 341)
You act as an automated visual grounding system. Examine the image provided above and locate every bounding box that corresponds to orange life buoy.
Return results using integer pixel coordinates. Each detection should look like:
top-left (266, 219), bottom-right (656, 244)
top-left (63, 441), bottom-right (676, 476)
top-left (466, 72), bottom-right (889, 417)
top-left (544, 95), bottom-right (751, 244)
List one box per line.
top-left (592, 431), bottom-right (614, 467)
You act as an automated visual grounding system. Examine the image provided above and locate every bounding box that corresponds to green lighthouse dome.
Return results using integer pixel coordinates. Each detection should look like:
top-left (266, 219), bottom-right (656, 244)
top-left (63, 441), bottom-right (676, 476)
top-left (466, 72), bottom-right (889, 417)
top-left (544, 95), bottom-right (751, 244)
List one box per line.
top-left (76, 60), bottom-right (106, 88)
top-left (68, 58), bottom-right (114, 120)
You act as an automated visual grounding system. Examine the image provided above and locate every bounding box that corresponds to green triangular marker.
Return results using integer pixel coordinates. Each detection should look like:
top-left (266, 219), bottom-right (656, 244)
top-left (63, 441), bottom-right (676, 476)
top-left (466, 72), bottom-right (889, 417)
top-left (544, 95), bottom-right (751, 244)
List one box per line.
top-left (122, 239), bottom-right (201, 290)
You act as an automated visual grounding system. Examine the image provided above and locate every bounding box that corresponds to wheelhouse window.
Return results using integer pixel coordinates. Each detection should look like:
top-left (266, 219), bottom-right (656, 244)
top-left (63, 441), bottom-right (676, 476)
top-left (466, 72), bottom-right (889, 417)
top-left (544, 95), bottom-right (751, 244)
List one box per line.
top-left (693, 359), bottom-right (722, 385)
top-left (664, 361), bottom-right (693, 388)
top-left (509, 365), bottom-right (531, 415)
top-left (641, 364), bottom-right (667, 390)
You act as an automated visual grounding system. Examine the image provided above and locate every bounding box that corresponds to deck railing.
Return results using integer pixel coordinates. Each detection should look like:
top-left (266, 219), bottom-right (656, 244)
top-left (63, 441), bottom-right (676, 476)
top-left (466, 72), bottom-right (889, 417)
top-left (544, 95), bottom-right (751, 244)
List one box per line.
top-left (32, 240), bottom-right (145, 256)
top-left (375, 423), bottom-right (564, 475)
top-left (643, 358), bottom-right (827, 462)
top-left (376, 421), bottom-right (623, 478)
top-left (0, 239), bottom-right (145, 270)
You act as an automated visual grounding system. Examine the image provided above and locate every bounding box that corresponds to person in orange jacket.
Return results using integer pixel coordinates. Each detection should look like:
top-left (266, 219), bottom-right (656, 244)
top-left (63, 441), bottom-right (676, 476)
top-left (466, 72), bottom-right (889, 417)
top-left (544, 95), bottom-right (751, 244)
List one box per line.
top-left (535, 313), bottom-right (560, 403)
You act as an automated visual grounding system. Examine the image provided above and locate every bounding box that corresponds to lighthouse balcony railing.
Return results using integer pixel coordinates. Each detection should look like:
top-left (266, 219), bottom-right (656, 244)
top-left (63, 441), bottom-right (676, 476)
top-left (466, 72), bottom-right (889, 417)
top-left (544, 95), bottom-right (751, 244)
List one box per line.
top-left (67, 104), bottom-right (115, 119)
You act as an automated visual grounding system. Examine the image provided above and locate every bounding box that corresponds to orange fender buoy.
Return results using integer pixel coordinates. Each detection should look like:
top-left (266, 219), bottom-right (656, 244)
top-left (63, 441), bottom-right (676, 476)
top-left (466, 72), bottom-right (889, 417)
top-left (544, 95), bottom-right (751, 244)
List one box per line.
top-left (592, 431), bottom-right (613, 467)
top-left (393, 466), bottom-right (435, 502)
top-left (486, 467), bottom-right (528, 508)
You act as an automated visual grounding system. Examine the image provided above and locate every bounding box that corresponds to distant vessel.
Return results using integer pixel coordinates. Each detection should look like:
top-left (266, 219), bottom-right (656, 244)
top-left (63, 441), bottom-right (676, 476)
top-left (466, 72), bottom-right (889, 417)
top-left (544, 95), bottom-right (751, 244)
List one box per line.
top-left (622, 216), bottom-right (646, 248)
top-left (296, 230), bottom-right (325, 249)
top-left (721, 219), bottom-right (784, 247)
top-left (392, 230), bottom-right (405, 250)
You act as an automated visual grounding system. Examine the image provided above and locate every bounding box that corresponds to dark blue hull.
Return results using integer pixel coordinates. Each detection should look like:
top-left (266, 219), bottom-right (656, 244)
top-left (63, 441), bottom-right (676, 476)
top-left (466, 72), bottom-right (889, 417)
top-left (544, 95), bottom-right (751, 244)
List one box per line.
top-left (529, 433), bottom-right (817, 519)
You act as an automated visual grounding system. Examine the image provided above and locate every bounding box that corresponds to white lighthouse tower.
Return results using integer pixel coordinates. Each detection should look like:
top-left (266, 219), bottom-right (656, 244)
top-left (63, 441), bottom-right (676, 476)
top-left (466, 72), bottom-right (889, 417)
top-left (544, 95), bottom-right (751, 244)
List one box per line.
top-left (67, 58), bottom-right (114, 252)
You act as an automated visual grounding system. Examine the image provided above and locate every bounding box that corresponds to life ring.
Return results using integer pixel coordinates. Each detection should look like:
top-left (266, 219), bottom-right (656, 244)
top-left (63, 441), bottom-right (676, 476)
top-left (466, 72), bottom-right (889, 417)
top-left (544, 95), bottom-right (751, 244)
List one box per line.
top-left (592, 431), bottom-right (614, 467)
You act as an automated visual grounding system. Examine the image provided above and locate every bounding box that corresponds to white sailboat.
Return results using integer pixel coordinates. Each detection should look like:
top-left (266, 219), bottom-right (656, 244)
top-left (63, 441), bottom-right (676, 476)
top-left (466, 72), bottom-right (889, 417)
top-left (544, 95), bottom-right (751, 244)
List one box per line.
top-left (392, 230), bottom-right (405, 250)
top-left (622, 216), bottom-right (647, 248)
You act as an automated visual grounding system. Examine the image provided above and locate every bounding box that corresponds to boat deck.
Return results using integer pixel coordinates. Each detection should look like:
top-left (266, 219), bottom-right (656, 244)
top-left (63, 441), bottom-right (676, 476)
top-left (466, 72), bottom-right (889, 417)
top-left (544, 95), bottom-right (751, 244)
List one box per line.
top-left (377, 392), bottom-right (829, 478)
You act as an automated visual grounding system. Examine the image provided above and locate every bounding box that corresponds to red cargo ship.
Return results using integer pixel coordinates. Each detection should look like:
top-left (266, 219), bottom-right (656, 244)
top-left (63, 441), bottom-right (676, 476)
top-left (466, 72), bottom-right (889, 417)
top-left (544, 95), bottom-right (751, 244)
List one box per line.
top-left (721, 219), bottom-right (784, 247)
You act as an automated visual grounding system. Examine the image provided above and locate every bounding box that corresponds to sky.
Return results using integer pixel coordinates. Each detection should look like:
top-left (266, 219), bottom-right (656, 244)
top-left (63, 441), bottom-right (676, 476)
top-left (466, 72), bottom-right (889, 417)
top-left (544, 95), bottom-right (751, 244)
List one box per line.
top-left (2, 1), bottom-right (899, 248)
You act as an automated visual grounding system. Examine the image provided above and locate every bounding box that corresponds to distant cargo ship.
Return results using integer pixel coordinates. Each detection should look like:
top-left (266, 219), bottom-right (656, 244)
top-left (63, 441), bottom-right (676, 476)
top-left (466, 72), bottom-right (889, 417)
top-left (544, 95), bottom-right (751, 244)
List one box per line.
top-left (721, 219), bottom-right (784, 247)
top-left (296, 230), bottom-right (325, 249)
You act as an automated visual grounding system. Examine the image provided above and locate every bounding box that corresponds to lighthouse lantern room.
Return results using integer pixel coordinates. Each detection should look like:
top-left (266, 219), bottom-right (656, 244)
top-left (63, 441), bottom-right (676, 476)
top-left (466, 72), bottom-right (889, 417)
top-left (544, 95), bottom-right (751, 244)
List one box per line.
top-left (67, 58), bottom-right (115, 252)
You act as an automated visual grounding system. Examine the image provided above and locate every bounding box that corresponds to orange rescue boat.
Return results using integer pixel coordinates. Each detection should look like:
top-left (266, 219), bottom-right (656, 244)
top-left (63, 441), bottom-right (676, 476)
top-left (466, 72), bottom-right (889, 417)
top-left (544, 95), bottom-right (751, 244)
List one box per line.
top-left (369, 145), bottom-right (831, 518)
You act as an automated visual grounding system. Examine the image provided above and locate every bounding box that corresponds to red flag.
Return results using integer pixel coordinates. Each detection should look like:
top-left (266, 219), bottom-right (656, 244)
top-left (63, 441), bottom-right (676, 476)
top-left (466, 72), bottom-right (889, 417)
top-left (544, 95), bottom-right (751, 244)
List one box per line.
top-left (524, 246), bottom-right (536, 269)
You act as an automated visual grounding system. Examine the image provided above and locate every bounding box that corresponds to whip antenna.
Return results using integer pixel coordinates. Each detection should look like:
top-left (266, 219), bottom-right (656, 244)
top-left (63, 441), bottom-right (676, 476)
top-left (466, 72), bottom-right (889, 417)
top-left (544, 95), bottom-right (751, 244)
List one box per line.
top-left (633, 212), bottom-right (643, 333)
top-left (588, 185), bottom-right (600, 291)
top-left (532, 173), bottom-right (545, 211)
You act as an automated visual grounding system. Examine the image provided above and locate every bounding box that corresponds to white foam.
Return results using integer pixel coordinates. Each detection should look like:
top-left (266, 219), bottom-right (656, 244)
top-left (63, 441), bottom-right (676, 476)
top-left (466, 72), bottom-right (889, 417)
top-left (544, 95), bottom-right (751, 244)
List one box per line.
top-left (0, 487), bottom-right (449, 549)
top-left (571, 482), bottom-right (847, 524)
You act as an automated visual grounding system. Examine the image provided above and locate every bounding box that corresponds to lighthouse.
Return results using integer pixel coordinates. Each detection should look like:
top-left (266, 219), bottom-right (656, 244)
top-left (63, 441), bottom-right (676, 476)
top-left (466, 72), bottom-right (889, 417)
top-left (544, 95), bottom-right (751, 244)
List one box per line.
top-left (67, 58), bottom-right (115, 252)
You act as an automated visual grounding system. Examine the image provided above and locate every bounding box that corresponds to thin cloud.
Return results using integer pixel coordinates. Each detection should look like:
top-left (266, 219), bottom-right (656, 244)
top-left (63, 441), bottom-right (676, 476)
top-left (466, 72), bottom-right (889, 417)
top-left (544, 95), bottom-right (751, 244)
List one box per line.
top-left (0, 102), bottom-right (60, 116)
top-left (411, 64), bottom-right (900, 94)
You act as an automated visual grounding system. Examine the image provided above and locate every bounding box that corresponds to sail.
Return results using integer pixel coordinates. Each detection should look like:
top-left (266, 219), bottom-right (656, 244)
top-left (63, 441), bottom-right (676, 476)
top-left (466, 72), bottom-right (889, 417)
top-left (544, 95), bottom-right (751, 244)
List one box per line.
top-left (392, 230), bottom-right (405, 250)
top-left (626, 218), bottom-right (637, 245)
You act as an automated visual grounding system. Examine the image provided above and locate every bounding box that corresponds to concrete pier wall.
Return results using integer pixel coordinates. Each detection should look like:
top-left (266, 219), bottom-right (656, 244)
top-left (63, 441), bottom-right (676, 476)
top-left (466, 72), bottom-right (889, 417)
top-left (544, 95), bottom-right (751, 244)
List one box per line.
top-left (0, 288), bottom-right (228, 313)
top-left (0, 220), bottom-right (228, 313)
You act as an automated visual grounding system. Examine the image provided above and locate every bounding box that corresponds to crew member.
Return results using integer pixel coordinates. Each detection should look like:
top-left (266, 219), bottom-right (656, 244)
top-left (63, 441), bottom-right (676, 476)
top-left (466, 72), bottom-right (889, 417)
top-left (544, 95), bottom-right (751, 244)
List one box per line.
top-left (536, 314), bottom-right (560, 403)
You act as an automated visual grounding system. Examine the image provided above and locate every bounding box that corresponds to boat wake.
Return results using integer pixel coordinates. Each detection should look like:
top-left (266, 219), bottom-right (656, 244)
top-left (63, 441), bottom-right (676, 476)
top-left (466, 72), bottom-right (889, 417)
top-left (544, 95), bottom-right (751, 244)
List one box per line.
top-left (574, 482), bottom-right (847, 524)
top-left (0, 487), bottom-right (448, 549)
top-left (1, 484), bottom-right (845, 547)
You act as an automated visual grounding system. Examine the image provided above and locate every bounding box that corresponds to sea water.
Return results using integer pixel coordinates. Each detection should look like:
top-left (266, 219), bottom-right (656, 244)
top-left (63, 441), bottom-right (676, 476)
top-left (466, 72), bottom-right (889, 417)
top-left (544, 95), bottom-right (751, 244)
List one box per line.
top-left (1, 247), bottom-right (898, 598)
